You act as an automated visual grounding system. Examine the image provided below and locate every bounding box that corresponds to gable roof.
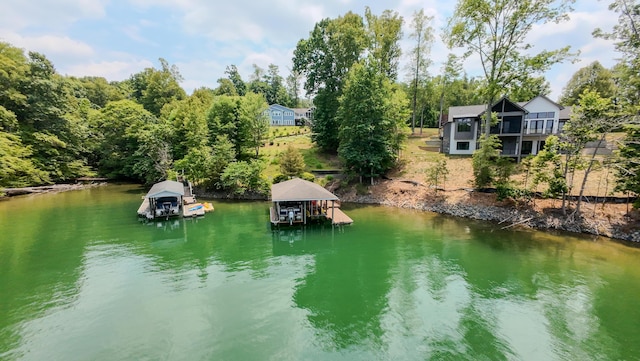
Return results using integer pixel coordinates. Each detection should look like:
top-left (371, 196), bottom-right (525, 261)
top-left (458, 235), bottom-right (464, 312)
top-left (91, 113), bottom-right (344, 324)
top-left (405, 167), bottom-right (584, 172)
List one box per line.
top-left (268, 104), bottom-right (294, 112)
top-left (523, 94), bottom-right (565, 110)
top-left (145, 180), bottom-right (184, 199)
top-left (448, 97), bottom-right (527, 122)
top-left (271, 178), bottom-right (339, 202)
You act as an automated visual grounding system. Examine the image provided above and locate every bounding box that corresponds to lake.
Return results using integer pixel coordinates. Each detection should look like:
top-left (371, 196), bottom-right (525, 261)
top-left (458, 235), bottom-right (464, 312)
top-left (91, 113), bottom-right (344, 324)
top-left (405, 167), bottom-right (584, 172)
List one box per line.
top-left (1, 184), bottom-right (639, 360)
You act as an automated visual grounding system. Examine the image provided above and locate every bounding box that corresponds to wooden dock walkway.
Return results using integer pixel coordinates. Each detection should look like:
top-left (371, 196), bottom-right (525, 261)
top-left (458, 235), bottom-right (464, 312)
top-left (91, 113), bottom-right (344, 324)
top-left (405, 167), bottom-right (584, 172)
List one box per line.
top-left (326, 207), bottom-right (353, 225)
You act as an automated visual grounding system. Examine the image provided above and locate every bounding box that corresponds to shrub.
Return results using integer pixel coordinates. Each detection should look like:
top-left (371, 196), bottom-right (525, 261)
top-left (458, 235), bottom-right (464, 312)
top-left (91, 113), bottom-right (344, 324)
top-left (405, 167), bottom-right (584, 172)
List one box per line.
top-left (301, 172), bottom-right (315, 182)
top-left (272, 174), bottom-right (289, 184)
top-left (326, 175), bottom-right (334, 181)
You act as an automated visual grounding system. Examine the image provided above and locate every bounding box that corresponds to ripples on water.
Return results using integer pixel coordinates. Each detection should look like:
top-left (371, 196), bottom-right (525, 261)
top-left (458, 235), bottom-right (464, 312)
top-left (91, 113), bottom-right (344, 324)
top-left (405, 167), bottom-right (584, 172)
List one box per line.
top-left (0, 185), bottom-right (639, 360)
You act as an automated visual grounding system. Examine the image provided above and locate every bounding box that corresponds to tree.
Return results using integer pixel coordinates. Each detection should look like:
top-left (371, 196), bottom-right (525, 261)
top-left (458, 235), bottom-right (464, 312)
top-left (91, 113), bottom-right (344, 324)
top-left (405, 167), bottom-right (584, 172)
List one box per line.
top-left (504, 75), bottom-right (551, 102)
top-left (163, 89), bottom-right (213, 161)
top-left (209, 135), bottom-right (236, 188)
top-left (225, 65), bottom-right (246, 96)
top-left (91, 100), bottom-right (157, 180)
top-left (436, 54), bottom-right (462, 132)
top-left (559, 61), bottom-right (616, 105)
top-left (241, 92), bottom-right (270, 157)
top-left (616, 124), bottom-right (640, 208)
top-left (214, 78), bottom-right (238, 96)
top-left (293, 13), bottom-right (368, 152)
top-left (406, 9), bottom-right (435, 134)
top-left (364, 7), bottom-right (404, 82)
top-left (426, 158), bottom-right (449, 193)
top-left (337, 60), bottom-right (410, 182)
top-left (594, 0), bottom-right (640, 113)
top-left (562, 90), bottom-right (621, 215)
top-left (280, 145), bottom-right (306, 178)
top-left (0, 106), bottom-right (49, 187)
top-left (445, 0), bottom-right (575, 136)
top-left (285, 70), bottom-right (303, 107)
top-left (129, 58), bottom-right (186, 117)
top-left (471, 134), bottom-right (502, 188)
top-left (207, 94), bottom-right (268, 159)
top-left (264, 64), bottom-right (290, 106)
top-left (220, 160), bottom-right (269, 196)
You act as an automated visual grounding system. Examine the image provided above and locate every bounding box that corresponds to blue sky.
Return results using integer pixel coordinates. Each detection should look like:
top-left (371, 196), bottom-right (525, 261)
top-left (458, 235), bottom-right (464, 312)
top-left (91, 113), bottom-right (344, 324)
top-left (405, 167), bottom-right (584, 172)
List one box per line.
top-left (0, 0), bottom-right (620, 101)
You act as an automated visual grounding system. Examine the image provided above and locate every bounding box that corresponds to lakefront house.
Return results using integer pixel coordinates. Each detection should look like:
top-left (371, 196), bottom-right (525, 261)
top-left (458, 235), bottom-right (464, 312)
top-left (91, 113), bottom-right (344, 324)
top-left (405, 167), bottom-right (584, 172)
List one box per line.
top-left (441, 95), bottom-right (572, 161)
top-left (265, 104), bottom-right (314, 126)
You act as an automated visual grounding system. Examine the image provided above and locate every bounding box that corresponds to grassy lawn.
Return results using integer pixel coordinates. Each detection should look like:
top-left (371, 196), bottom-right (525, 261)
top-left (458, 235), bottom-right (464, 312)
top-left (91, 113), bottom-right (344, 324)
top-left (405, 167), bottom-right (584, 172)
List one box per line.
top-left (260, 126), bottom-right (340, 180)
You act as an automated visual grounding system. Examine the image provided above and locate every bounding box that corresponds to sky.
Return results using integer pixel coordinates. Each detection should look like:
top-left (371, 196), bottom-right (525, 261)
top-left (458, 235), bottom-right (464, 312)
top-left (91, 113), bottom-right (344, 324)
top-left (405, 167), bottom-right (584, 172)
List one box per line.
top-left (0, 0), bottom-right (621, 102)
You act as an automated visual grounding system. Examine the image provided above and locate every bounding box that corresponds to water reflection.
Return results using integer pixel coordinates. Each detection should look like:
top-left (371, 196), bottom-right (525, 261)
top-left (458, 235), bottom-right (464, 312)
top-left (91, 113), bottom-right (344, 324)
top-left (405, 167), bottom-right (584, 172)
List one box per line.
top-left (1, 188), bottom-right (640, 360)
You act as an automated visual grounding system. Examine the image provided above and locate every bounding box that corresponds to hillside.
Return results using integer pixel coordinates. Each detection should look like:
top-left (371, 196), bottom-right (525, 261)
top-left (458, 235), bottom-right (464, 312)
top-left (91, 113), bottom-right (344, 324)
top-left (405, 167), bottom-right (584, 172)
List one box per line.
top-left (263, 128), bottom-right (640, 243)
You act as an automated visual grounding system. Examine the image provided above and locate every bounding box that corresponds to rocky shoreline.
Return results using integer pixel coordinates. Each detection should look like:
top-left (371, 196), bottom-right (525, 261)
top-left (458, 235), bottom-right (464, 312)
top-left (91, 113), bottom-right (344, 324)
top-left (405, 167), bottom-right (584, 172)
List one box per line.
top-left (336, 186), bottom-right (640, 244)
top-left (1, 182), bottom-right (107, 198)
top-left (3, 180), bottom-right (637, 244)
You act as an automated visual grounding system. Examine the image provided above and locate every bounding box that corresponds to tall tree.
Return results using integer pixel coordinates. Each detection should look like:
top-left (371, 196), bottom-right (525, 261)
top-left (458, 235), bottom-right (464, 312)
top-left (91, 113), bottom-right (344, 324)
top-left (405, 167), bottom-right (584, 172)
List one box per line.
top-left (594, 0), bottom-right (640, 113)
top-left (337, 60), bottom-right (410, 182)
top-left (559, 61), bottom-right (616, 105)
top-left (225, 65), bottom-right (246, 96)
top-left (406, 9), bottom-right (435, 134)
top-left (293, 13), bottom-right (368, 152)
top-left (265, 64), bottom-right (290, 106)
top-left (504, 75), bottom-right (551, 102)
top-left (129, 58), bottom-right (186, 117)
top-left (364, 7), bottom-right (404, 82)
top-left (91, 100), bottom-right (157, 180)
top-left (241, 92), bottom-right (270, 157)
top-left (445, 0), bottom-right (575, 136)
top-left (436, 54), bottom-right (462, 131)
top-left (615, 124), bottom-right (640, 208)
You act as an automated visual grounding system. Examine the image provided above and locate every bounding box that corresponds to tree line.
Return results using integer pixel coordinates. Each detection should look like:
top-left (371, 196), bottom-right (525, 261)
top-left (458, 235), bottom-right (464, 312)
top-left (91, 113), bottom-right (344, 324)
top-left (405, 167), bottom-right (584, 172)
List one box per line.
top-left (1, 1), bottom-right (638, 209)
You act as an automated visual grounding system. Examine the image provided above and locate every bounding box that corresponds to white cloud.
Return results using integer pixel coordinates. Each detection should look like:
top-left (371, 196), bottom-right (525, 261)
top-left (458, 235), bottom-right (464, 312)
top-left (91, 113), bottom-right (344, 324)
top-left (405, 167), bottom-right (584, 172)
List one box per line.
top-left (64, 59), bottom-right (154, 80)
top-left (0, 32), bottom-right (94, 58)
top-left (0, 0), bottom-right (107, 31)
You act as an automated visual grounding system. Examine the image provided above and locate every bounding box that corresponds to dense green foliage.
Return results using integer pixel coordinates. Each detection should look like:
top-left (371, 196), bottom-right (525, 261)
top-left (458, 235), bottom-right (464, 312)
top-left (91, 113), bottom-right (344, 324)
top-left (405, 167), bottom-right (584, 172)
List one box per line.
top-left (279, 145), bottom-right (306, 179)
top-left (337, 61), bottom-right (410, 179)
top-left (2, 1), bottom-right (639, 204)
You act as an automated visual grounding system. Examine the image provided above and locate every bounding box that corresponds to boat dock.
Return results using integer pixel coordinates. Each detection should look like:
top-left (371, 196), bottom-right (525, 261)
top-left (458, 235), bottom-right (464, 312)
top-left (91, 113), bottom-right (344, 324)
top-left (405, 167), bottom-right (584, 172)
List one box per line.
top-left (326, 207), bottom-right (353, 225)
top-left (137, 179), bottom-right (213, 220)
top-left (269, 178), bottom-right (353, 227)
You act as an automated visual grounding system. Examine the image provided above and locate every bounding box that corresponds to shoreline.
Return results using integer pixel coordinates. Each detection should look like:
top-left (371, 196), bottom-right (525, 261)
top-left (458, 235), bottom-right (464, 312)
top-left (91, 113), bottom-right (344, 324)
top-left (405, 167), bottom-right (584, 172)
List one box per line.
top-left (3, 181), bottom-right (638, 245)
top-left (332, 181), bottom-right (640, 245)
top-left (1, 182), bottom-right (107, 198)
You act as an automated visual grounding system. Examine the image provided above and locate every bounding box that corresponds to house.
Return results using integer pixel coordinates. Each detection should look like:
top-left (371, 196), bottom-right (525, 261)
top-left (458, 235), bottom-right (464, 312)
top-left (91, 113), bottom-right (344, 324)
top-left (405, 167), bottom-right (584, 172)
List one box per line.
top-left (441, 95), bottom-right (571, 161)
top-left (264, 105), bottom-right (314, 126)
top-left (293, 107), bottom-right (314, 125)
top-left (265, 104), bottom-right (296, 126)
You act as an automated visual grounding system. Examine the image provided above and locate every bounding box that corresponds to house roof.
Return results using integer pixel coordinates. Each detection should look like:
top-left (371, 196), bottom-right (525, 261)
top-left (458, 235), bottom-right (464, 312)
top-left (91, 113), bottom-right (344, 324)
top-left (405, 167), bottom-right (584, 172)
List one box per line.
top-left (269, 104), bottom-right (294, 112)
top-left (271, 178), bottom-right (339, 202)
top-left (522, 94), bottom-right (565, 110)
top-left (448, 104), bottom-right (487, 121)
top-left (145, 180), bottom-right (184, 199)
top-left (559, 106), bottom-right (572, 120)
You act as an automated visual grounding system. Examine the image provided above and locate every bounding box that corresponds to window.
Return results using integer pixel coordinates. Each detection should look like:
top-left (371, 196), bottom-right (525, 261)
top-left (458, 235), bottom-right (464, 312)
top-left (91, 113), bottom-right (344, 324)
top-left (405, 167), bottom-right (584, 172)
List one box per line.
top-left (457, 118), bottom-right (472, 132)
top-left (456, 142), bottom-right (470, 150)
top-left (545, 119), bottom-right (554, 134)
top-left (522, 141), bottom-right (533, 155)
top-left (557, 120), bottom-right (566, 133)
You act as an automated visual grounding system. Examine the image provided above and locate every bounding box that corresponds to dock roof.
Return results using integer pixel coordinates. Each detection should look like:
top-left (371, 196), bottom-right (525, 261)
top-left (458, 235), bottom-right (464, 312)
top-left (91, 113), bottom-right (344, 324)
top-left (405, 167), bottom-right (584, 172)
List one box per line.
top-left (145, 180), bottom-right (184, 199)
top-left (271, 178), bottom-right (339, 202)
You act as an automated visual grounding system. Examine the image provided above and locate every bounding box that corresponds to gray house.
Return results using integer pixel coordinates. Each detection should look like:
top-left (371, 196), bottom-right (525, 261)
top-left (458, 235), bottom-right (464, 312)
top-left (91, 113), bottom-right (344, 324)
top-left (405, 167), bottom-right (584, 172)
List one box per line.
top-left (442, 95), bottom-right (571, 161)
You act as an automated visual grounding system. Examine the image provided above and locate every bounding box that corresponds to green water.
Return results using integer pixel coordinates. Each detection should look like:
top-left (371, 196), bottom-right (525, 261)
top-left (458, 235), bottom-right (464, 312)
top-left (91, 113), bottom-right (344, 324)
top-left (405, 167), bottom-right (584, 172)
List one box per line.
top-left (1, 185), bottom-right (639, 361)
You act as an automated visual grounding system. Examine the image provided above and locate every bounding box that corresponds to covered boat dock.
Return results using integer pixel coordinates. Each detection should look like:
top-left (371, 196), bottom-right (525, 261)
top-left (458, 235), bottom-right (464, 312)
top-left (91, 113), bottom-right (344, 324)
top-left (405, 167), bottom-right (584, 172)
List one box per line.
top-left (138, 179), bottom-right (211, 220)
top-left (270, 178), bottom-right (353, 226)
